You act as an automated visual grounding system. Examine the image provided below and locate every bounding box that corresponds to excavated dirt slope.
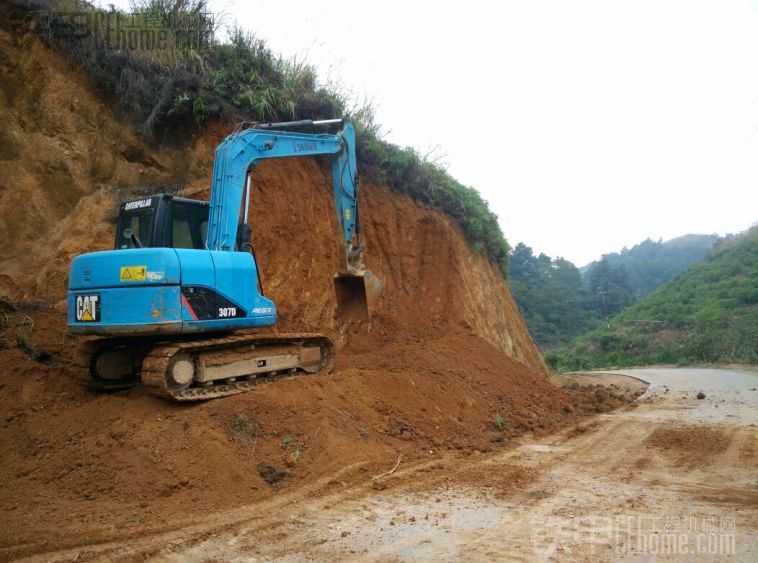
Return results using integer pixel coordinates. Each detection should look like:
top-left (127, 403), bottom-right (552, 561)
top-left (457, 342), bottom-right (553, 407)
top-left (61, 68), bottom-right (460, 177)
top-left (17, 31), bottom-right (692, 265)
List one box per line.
top-left (0, 6), bottom-right (613, 558)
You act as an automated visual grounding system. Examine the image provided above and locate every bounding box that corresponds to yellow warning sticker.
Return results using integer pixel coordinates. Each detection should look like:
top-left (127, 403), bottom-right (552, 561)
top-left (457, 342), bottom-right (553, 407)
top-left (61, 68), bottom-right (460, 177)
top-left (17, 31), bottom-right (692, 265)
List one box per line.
top-left (345, 209), bottom-right (351, 220)
top-left (120, 265), bottom-right (147, 282)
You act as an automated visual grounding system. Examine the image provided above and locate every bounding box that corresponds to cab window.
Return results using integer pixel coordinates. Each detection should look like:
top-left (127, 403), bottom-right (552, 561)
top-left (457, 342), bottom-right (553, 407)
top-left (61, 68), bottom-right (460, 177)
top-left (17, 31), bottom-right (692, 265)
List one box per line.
top-left (172, 201), bottom-right (208, 249)
top-left (116, 208), bottom-right (155, 249)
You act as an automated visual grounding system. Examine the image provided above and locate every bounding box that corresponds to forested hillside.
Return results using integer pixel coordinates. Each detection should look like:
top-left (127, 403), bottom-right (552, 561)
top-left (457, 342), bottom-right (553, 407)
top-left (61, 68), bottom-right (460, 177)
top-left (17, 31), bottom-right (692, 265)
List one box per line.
top-left (506, 244), bottom-right (595, 348)
top-left (546, 227), bottom-right (758, 370)
top-left (583, 234), bottom-right (719, 300)
top-left (508, 234), bottom-right (722, 349)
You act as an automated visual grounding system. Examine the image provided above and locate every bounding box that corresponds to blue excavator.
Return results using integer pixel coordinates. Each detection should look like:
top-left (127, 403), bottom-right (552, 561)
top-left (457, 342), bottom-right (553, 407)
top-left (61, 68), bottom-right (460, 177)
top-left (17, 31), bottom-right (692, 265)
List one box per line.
top-left (67, 119), bottom-right (381, 401)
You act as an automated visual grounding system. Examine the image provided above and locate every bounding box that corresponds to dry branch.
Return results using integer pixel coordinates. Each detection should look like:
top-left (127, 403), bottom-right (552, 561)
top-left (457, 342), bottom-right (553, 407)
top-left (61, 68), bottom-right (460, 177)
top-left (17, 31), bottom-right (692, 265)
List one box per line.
top-left (373, 454), bottom-right (402, 481)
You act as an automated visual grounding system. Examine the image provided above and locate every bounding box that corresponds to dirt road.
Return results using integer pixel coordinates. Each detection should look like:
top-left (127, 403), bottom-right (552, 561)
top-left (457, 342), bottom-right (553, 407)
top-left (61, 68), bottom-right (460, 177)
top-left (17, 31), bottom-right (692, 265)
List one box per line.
top-left (21, 367), bottom-right (756, 562)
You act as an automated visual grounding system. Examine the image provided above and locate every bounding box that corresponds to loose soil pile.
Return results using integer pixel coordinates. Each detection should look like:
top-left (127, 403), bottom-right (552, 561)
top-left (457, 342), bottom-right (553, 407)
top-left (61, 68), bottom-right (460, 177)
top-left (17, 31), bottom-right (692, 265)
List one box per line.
top-left (644, 424), bottom-right (732, 466)
top-left (0, 307), bottom-right (606, 557)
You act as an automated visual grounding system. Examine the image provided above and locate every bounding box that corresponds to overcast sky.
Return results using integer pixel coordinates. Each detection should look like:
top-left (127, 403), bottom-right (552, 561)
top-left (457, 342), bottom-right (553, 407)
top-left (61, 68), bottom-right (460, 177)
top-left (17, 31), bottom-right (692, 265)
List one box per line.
top-left (113, 0), bottom-right (758, 265)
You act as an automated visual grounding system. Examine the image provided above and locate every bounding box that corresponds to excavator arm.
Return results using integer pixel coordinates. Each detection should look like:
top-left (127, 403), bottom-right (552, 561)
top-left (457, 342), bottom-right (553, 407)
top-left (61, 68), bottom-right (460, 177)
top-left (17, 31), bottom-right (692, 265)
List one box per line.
top-left (207, 120), bottom-right (360, 266)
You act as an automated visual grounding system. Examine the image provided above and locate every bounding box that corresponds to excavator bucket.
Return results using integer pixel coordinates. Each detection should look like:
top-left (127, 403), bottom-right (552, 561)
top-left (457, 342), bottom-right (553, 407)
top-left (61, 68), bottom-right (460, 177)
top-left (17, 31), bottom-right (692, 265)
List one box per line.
top-left (334, 269), bottom-right (382, 322)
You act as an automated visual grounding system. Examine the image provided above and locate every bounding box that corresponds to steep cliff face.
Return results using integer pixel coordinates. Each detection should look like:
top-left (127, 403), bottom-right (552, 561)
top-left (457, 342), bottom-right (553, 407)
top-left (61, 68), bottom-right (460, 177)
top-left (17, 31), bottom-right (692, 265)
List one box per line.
top-left (0, 9), bottom-right (218, 298)
top-left (0, 6), bottom-right (545, 374)
top-left (238, 160), bottom-right (546, 372)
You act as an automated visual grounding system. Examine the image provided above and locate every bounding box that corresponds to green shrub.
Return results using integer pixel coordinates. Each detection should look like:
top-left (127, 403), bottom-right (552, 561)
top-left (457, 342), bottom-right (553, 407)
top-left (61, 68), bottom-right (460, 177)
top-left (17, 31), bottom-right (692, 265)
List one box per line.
top-left (493, 414), bottom-right (506, 430)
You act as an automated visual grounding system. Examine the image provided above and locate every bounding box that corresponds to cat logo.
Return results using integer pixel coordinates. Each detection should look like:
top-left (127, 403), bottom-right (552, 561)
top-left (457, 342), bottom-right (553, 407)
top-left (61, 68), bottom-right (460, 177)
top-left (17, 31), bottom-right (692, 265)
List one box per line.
top-left (75, 294), bottom-right (100, 322)
top-left (120, 265), bottom-right (147, 282)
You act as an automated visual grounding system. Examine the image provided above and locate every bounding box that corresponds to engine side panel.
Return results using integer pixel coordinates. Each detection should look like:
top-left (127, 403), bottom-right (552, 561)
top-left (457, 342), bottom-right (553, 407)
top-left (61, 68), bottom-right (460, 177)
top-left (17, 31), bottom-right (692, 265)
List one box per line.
top-left (68, 248), bottom-right (277, 335)
top-left (69, 248), bottom-right (181, 290)
top-left (178, 249), bottom-right (277, 332)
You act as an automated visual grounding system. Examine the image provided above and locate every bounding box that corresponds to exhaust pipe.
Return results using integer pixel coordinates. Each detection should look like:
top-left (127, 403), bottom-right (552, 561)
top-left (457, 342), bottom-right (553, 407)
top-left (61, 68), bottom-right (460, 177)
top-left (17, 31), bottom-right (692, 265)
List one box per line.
top-left (334, 269), bottom-right (382, 323)
top-left (255, 119), bottom-right (343, 131)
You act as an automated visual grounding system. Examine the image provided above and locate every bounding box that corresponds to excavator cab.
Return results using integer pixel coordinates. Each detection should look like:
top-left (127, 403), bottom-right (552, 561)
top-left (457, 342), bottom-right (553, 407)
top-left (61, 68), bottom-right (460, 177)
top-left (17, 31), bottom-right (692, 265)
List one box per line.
top-left (114, 194), bottom-right (209, 250)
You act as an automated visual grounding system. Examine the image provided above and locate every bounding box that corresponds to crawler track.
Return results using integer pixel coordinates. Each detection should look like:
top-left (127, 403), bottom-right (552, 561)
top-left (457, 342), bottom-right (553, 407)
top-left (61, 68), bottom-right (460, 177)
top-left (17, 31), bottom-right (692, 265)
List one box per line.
top-left (90, 333), bottom-right (335, 402)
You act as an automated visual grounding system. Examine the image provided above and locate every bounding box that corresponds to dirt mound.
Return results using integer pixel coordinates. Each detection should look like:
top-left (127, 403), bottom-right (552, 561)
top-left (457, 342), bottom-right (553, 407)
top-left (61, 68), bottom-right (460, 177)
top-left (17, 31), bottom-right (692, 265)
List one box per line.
top-left (0, 306), bottom-right (606, 557)
top-left (644, 424), bottom-right (732, 466)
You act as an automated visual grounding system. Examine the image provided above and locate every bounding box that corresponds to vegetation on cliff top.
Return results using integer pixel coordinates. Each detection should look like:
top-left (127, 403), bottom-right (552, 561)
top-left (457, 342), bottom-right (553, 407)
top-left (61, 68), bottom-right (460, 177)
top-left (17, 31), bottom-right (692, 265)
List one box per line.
top-left (33, 0), bottom-right (508, 273)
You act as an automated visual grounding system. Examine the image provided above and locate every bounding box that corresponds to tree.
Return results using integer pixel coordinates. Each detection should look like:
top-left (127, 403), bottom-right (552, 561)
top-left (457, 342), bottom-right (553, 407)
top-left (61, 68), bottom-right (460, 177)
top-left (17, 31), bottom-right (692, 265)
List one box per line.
top-left (507, 243), bottom-right (594, 348)
top-left (587, 257), bottom-right (635, 319)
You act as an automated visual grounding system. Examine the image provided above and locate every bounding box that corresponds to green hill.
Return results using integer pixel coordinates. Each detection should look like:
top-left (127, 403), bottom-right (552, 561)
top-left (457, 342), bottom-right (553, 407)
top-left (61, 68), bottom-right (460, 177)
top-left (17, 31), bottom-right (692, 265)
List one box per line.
top-left (582, 233), bottom-right (719, 301)
top-left (546, 226), bottom-right (758, 371)
top-left (507, 233), bottom-right (721, 350)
